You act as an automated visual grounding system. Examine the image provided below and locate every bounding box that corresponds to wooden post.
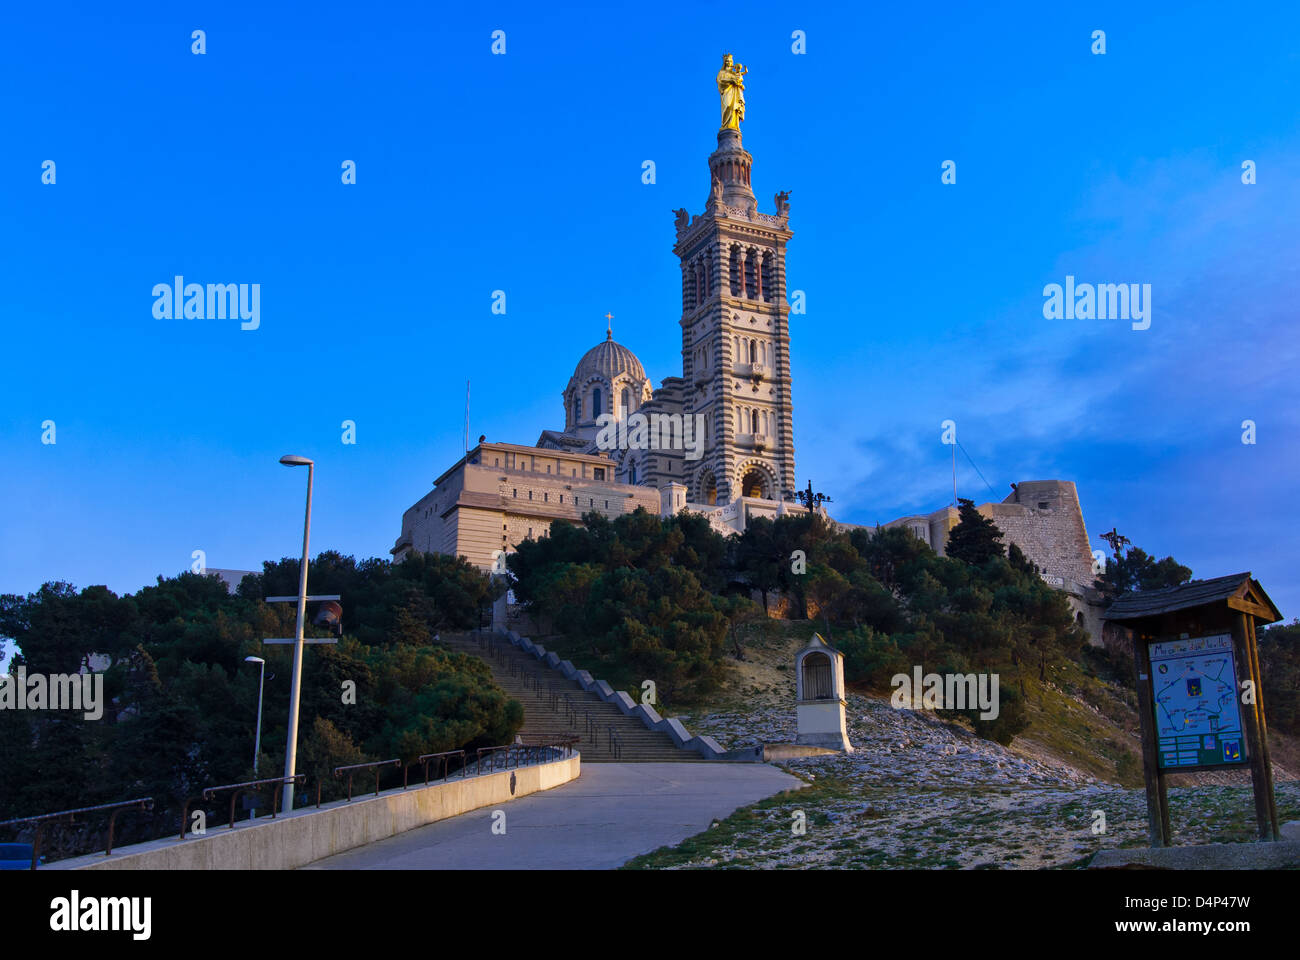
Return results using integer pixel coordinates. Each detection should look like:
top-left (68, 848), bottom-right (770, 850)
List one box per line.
top-left (1231, 612), bottom-right (1273, 841)
top-left (1244, 616), bottom-right (1280, 838)
top-left (1132, 634), bottom-right (1169, 847)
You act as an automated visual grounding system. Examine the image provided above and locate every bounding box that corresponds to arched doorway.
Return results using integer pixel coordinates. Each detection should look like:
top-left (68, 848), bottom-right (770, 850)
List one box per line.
top-left (741, 467), bottom-right (769, 499)
top-left (700, 470), bottom-right (718, 506)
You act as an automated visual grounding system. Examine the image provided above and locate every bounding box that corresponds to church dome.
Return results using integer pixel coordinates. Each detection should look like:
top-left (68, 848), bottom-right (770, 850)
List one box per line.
top-left (573, 330), bottom-right (646, 382)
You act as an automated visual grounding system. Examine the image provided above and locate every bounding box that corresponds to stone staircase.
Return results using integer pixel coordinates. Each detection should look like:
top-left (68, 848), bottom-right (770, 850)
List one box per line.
top-left (438, 632), bottom-right (704, 762)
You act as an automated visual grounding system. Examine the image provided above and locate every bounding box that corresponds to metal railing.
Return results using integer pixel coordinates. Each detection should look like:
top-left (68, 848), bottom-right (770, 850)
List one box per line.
top-left (0, 797), bottom-right (154, 869)
top-left (334, 759), bottom-right (401, 801)
top-left (607, 726), bottom-right (624, 760)
top-left (404, 750), bottom-right (467, 788)
top-left (181, 775), bottom-right (304, 838)
top-left (476, 738), bottom-right (578, 774)
top-left (5, 734), bottom-right (579, 867)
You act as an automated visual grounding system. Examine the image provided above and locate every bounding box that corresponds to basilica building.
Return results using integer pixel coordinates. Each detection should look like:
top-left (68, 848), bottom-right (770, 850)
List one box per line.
top-left (391, 60), bottom-right (1105, 648)
top-left (393, 66), bottom-right (802, 570)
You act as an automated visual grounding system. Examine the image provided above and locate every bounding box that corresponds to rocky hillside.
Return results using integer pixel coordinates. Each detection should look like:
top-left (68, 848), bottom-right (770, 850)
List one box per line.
top-left (624, 623), bottom-right (1300, 869)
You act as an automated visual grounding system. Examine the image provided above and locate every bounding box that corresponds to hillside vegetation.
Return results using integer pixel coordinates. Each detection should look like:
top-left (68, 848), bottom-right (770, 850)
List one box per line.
top-left (0, 551), bottom-right (522, 858)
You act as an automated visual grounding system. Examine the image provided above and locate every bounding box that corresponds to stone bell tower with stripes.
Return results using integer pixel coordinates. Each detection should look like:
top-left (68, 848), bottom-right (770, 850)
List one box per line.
top-left (671, 82), bottom-right (796, 508)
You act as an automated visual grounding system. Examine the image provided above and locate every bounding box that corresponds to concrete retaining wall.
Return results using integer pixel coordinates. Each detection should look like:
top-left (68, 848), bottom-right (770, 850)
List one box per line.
top-left (51, 754), bottom-right (579, 871)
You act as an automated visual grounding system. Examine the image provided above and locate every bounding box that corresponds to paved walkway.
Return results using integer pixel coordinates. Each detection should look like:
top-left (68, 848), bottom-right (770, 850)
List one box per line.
top-left (303, 762), bottom-right (804, 870)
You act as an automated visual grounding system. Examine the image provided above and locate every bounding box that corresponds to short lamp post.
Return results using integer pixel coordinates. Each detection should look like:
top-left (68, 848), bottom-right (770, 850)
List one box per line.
top-left (245, 656), bottom-right (266, 774)
top-left (278, 454), bottom-right (314, 812)
top-left (245, 656), bottom-right (265, 817)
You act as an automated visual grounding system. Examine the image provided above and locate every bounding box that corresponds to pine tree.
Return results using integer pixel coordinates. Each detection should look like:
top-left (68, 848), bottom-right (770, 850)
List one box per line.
top-left (945, 498), bottom-right (1005, 565)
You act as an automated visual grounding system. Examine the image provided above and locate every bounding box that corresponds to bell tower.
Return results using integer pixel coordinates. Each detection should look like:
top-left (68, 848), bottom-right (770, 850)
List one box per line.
top-left (672, 61), bottom-right (795, 507)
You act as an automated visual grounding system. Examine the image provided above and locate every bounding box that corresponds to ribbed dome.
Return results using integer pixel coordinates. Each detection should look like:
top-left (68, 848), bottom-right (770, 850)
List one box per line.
top-left (573, 331), bottom-right (646, 382)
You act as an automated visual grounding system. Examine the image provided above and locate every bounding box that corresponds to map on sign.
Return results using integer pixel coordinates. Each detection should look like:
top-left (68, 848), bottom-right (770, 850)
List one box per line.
top-left (1148, 633), bottom-right (1246, 769)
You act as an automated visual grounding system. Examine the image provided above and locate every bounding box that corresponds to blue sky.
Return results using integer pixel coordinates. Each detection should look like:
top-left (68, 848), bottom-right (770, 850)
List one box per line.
top-left (3, 1), bottom-right (1298, 643)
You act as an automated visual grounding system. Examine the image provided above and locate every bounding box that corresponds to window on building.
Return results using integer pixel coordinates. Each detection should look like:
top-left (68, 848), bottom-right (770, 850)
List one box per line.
top-left (591, 388), bottom-right (602, 418)
top-left (544, 492), bottom-right (549, 502)
top-left (1038, 502), bottom-right (1049, 510)
top-left (594, 467), bottom-right (605, 480)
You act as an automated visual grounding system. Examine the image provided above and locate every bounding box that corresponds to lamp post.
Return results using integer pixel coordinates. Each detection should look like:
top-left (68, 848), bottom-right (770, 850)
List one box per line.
top-left (245, 656), bottom-right (266, 773)
top-left (278, 454), bottom-right (314, 812)
top-left (244, 656), bottom-right (266, 817)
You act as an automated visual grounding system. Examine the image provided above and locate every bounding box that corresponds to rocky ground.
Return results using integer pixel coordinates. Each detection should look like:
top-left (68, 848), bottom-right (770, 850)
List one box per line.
top-left (626, 630), bottom-right (1300, 869)
top-left (653, 695), bottom-right (1300, 869)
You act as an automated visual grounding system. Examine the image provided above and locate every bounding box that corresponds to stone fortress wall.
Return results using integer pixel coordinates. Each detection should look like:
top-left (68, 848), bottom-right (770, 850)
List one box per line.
top-left (853, 480), bottom-right (1108, 645)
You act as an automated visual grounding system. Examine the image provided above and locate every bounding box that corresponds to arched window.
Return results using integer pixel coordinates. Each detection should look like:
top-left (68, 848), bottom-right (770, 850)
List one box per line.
top-left (751, 410), bottom-right (758, 432)
top-left (629, 461), bottom-right (637, 485)
top-left (802, 652), bottom-right (833, 701)
top-left (749, 340), bottom-right (756, 363)
top-left (591, 388), bottom-right (602, 419)
top-left (620, 388), bottom-right (630, 417)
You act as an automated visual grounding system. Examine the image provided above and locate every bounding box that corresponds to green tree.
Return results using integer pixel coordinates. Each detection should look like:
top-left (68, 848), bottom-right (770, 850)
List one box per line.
top-left (945, 499), bottom-right (1005, 566)
top-left (1096, 546), bottom-right (1192, 596)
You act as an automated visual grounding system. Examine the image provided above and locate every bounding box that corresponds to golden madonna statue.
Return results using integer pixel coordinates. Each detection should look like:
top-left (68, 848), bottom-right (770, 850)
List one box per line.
top-left (717, 54), bottom-right (747, 131)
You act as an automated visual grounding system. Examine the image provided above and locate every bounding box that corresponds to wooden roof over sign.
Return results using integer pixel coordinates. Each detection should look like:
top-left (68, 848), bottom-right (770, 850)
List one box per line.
top-left (1103, 572), bottom-right (1282, 624)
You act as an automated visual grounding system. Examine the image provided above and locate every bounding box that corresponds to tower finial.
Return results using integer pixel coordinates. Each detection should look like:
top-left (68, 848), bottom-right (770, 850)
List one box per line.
top-left (605, 311), bottom-right (614, 339)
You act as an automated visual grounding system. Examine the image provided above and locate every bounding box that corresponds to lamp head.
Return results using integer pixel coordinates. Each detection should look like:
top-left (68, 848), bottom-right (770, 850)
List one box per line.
top-left (244, 656), bottom-right (265, 664)
top-left (279, 455), bottom-right (313, 467)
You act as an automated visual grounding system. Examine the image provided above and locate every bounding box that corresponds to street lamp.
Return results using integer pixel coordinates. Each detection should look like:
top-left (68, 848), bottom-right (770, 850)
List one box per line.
top-left (244, 656), bottom-right (266, 817)
top-left (244, 657), bottom-right (266, 774)
top-left (278, 454), bottom-right (313, 812)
